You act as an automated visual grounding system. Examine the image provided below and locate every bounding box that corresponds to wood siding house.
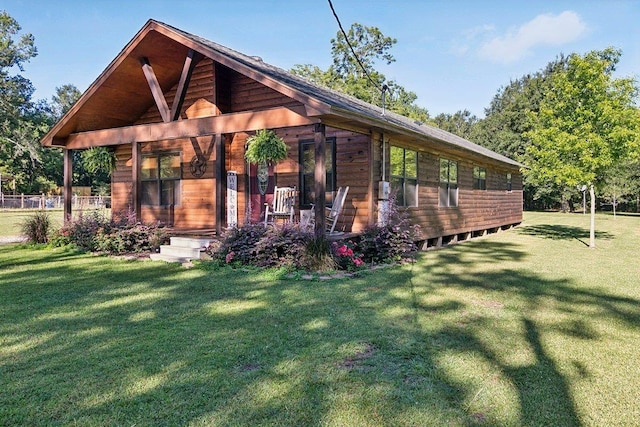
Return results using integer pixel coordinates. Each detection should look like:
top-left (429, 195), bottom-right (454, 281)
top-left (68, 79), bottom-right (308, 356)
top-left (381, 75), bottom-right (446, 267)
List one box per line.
top-left (41, 20), bottom-right (523, 245)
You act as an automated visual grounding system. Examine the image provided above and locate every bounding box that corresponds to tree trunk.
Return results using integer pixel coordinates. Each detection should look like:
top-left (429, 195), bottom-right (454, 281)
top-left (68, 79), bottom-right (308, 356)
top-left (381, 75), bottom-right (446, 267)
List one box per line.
top-left (589, 184), bottom-right (595, 249)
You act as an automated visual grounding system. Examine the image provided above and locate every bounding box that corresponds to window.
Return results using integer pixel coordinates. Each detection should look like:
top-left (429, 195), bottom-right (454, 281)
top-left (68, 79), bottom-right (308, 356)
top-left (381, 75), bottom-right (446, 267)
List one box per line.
top-left (506, 172), bottom-right (512, 191)
top-left (299, 138), bottom-right (336, 207)
top-left (439, 158), bottom-right (458, 207)
top-left (141, 153), bottom-right (181, 206)
top-left (473, 166), bottom-right (486, 190)
top-left (390, 146), bottom-right (418, 206)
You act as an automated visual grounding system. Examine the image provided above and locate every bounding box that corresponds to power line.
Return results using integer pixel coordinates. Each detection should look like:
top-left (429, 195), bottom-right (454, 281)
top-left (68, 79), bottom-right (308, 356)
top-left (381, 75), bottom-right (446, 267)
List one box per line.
top-left (327, 0), bottom-right (389, 103)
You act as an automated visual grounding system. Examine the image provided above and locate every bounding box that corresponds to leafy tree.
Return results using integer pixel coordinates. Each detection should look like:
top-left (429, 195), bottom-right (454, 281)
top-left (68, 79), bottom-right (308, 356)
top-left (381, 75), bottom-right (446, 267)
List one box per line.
top-left (291, 23), bottom-right (430, 123)
top-left (524, 47), bottom-right (640, 247)
top-left (0, 11), bottom-right (58, 194)
top-left (600, 159), bottom-right (640, 215)
top-left (433, 109), bottom-right (478, 140)
top-left (51, 83), bottom-right (81, 119)
top-left (472, 55), bottom-right (568, 209)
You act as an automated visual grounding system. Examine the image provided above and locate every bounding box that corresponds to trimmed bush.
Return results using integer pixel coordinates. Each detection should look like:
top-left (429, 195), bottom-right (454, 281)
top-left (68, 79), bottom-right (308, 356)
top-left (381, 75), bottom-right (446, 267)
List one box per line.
top-left (211, 223), bottom-right (317, 270)
top-left (51, 210), bottom-right (169, 254)
top-left (358, 197), bottom-right (422, 263)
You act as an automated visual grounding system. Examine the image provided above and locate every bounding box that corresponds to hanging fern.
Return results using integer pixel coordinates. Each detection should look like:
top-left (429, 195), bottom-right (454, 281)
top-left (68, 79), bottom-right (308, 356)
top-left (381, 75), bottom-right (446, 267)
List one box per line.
top-left (244, 129), bottom-right (288, 165)
top-left (81, 147), bottom-right (116, 174)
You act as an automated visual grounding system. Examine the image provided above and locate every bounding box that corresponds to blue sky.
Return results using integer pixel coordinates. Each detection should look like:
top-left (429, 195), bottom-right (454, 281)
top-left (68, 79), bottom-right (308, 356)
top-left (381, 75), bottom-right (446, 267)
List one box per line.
top-left (4, 0), bottom-right (640, 118)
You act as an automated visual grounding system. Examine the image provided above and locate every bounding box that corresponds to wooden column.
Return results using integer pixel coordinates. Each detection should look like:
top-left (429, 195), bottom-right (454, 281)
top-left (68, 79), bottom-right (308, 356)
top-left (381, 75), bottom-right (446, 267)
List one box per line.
top-left (215, 134), bottom-right (224, 236)
top-left (63, 148), bottom-right (72, 223)
top-left (313, 124), bottom-right (326, 239)
top-left (132, 142), bottom-right (142, 221)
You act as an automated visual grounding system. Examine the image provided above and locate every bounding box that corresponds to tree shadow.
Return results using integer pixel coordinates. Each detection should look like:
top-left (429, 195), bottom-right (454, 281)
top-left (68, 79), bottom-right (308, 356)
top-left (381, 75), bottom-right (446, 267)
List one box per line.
top-left (1, 239), bottom-right (639, 426)
top-left (516, 224), bottom-right (613, 246)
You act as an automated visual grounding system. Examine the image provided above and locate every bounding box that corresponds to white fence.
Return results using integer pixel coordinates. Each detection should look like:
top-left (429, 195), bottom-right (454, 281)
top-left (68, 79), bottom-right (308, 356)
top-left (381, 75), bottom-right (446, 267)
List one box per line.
top-left (0, 194), bottom-right (111, 210)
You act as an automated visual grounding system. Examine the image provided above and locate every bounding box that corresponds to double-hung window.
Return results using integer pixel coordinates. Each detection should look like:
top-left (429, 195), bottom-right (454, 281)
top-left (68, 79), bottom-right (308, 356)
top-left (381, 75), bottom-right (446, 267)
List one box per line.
top-left (299, 138), bottom-right (336, 207)
top-left (506, 173), bottom-right (512, 191)
top-left (141, 153), bottom-right (181, 206)
top-left (390, 146), bottom-right (418, 207)
top-left (473, 166), bottom-right (487, 190)
top-left (439, 158), bottom-right (458, 207)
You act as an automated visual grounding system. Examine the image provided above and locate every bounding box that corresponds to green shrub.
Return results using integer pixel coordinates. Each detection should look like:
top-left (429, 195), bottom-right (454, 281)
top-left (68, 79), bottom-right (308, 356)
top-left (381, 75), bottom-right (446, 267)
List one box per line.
top-left (52, 210), bottom-right (110, 251)
top-left (358, 197), bottom-right (421, 263)
top-left (51, 210), bottom-right (168, 254)
top-left (211, 223), bottom-right (316, 270)
top-left (20, 211), bottom-right (51, 244)
top-left (95, 223), bottom-right (169, 254)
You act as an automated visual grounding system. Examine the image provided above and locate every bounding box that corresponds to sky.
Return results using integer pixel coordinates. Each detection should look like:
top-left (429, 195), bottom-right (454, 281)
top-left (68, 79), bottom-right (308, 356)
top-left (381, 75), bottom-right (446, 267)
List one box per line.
top-left (4, 0), bottom-right (640, 118)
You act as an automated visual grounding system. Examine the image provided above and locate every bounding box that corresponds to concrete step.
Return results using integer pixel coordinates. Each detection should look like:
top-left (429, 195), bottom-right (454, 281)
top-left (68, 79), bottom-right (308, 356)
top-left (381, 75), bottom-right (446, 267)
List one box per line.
top-left (170, 236), bottom-right (213, 249)
top-left (149, 253), bottom-right (190, 263)
top-left (158, 245), bottom-right (202, 259)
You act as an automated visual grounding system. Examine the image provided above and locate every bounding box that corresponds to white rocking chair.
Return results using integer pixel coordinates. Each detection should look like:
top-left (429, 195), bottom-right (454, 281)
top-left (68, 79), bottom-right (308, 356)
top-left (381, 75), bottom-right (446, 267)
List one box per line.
top-left (326, 186), bottom-right (349, 234)
top-left (264, 186), bottom-right (296, 226)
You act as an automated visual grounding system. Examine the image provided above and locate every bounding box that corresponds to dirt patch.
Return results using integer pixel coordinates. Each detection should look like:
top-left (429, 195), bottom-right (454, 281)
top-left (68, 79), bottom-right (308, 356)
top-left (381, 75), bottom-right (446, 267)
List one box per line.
top-left (337, 343), bottom-right (376, 370)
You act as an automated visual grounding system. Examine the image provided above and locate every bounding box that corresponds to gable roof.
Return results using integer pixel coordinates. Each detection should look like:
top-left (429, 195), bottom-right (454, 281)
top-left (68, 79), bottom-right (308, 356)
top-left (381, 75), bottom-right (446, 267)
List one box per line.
top-left (42, 19), bottom-right (520, 168)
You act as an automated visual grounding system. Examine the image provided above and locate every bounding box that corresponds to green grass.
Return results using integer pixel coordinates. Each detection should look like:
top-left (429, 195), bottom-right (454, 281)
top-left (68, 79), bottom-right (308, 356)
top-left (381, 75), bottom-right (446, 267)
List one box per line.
top-left (1, 211), bottom-right (639, 426)
top-left (0, 210), bottom-right (60, 237)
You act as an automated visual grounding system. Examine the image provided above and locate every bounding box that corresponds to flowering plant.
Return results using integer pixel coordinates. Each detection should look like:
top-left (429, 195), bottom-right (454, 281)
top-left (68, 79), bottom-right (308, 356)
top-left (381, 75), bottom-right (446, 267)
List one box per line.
top-left (332, 240), bottom-right (365, 271)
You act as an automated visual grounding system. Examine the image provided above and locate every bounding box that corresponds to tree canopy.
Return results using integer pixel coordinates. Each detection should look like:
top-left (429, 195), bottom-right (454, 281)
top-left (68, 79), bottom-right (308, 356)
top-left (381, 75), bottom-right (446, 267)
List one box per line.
top-left (291, 22), bottom-right (430, 123)
top-left (524, 48), bottom-right (639, 194)
top-left (523, 47), bottom-right (640, 246)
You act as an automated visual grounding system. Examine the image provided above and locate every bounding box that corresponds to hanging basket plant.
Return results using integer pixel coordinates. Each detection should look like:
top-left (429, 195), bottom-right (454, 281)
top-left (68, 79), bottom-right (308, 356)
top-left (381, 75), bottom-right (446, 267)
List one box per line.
top-left (244, 129), bottom-right (288, 165)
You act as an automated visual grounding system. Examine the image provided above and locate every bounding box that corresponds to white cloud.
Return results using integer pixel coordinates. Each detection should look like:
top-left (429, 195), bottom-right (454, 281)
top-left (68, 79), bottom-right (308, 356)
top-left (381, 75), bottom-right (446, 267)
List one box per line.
top-left (478, 11), bottom-right (587, 63)
top-left (450, 24), bottom-right (494, 56)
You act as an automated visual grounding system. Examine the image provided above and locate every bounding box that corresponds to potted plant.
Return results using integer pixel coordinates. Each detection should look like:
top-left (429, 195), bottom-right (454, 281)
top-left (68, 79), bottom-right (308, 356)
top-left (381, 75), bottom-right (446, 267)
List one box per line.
top-left (245, 129), bottom-right (288, 195)
top-left (244, 129), bottom-right (288, 165)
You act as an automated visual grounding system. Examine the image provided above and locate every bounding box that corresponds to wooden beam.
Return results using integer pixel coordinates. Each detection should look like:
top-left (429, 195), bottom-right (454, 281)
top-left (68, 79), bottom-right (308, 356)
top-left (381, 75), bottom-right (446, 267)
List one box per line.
top-left (64, 106), bottom-right (318, 149)
top-left (140, 57), bottom-right (171, 123)
top-left (215, 134), bottom-right (224, 236)
top-left (63, 149), bottom-right (72, 223)
top-left (132, 142), bottom-right (142, 221)
top-left (313, 124), bottom-right (326, 240)
top-left (171, 49), bottom-right (203, 121)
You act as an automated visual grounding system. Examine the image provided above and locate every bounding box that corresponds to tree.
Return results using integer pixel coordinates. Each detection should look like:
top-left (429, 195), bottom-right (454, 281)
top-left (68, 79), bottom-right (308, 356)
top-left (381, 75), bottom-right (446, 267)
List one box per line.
top-left (433, 109), bottom-right (478, 140)
top-left (0, 11), bottom-right (59, 194)
top-left (524, 47), bottom-right (640, 247)
top-left (51, 83), bottom-right (81, 119)
top-left (291, 23), bottom-right (430, 123)
top-left (472, 56), bottom-right (568, 209)
top-left (600, 159), bottom-right (640, 216)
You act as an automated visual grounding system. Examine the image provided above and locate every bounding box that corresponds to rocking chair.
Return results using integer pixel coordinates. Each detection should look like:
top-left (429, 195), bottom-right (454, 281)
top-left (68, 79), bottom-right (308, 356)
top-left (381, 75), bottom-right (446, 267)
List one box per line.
top-left (264, 186), bottom-right (296, 226)
top-left (326, 186), bottom-right (349, 234)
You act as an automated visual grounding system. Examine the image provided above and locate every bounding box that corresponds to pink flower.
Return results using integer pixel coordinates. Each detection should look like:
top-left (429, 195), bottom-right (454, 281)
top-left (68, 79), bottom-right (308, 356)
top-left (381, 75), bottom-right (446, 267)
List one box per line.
top-left (225, 251), bottom-right (235, 263)
top-left (353, 257), bottom-right (364, 267)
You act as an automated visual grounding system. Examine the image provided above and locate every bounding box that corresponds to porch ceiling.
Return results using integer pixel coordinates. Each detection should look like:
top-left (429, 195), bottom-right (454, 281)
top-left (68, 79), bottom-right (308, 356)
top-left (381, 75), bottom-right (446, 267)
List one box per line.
top-left (52, 30), bottom-right (190, 140)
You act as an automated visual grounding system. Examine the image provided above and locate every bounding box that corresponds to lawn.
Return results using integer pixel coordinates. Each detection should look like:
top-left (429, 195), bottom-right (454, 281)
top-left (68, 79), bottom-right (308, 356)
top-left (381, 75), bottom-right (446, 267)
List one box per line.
top-left (0, 209), bottom-right (66, 238)
top-left (0, 212), bottom-right (638, 426)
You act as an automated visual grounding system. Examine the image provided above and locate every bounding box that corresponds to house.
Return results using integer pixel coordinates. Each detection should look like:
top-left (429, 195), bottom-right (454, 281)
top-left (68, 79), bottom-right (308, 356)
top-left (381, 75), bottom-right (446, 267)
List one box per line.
top-left (41, 19), bottom-right (522, 246)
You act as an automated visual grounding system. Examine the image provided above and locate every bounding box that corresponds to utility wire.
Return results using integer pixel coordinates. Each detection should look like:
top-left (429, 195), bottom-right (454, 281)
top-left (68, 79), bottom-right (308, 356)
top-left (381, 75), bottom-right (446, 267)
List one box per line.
top-left (327, 0), bottom-right (389, 105)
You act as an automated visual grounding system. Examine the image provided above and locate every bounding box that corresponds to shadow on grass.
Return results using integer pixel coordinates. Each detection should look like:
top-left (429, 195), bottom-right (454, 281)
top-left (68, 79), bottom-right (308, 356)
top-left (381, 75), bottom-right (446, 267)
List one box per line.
top-left (0, 239), bottom-right (638, 425)
top-left (516, 224), bottom-right (613, 246)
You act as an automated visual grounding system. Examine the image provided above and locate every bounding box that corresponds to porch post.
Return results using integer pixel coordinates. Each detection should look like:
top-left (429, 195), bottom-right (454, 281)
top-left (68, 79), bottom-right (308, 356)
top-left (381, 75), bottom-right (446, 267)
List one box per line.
top-left (313, 123), bottom-right (326, 239)
top-left (132, 142), bottom-right (141, 221)
top-left (215, 134), bottom-right (224, 235)
top-left (63, 148), bottom-right (72, 223)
